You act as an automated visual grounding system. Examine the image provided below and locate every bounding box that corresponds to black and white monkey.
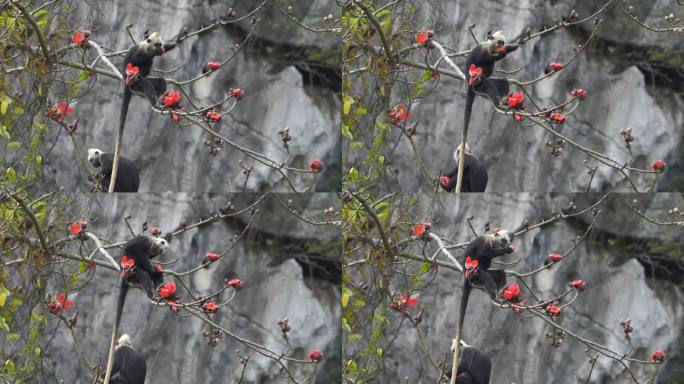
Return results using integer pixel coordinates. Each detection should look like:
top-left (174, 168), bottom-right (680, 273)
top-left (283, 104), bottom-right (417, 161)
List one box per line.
top-left (440, 143), bottom-right (488, 193)
top-left (104, 236), bottom-right (169, 384)
top-left (457, 230), bottom-right (513, 337)
top-left (88, 148), bottom-right (139, 192)
top-left (109, 334), bottom-right (147, 384)
top-left (445, 340), bottom-right (492, 384)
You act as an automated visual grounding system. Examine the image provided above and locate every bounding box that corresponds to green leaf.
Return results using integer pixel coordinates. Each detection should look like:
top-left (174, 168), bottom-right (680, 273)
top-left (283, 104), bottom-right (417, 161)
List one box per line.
top-left (343, 94), bottom-right (355, 115)
top-left (0, 124), bottom-right (10, 140)
top-left (342, 286), bottom-right (353, 308)
top-left (35, 155), bottom-right (42, 167)
top-left (378, 155), bottom-right (385, 166)
top-left (78, 70), bottom-right (91, 82)
top-left (0, 95), bottom-right (11, 114)
top-left (0, 317), bottom-right (9, 332)
top-left (0, 291), bottom-right (6, 307)
top-left (342, 124), bottom-right (353, 140)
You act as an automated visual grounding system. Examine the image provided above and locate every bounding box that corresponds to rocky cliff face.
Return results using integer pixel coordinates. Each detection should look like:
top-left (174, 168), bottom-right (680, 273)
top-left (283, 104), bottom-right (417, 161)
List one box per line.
top-left (353, 0), bottom-right (683, 193)
top-left (42, 193), bottom-right (341, 384)
top-left (43, 0), bottom-right (340, 193)
top-left (379, 193), bottom-right (684, 383)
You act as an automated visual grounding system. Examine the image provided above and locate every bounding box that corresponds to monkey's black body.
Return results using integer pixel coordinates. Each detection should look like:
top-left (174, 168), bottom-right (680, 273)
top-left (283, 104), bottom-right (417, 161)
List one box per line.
top-left (462, 42), bottom-right (518, 147)
top-left (98, 153), bottom-right (139, 192)
top-left (111, 345), bottom-right (147, 384)
top-left (115, 236), bottom-right (165, 329)
top-left (441, 154), bottom-right (488, 193)
top-left (118, 37), bottom-right (176, 144)
top-left (455, 345), bottom-right (492, 384)
top-left (457, 234), bottom-right (512, 344)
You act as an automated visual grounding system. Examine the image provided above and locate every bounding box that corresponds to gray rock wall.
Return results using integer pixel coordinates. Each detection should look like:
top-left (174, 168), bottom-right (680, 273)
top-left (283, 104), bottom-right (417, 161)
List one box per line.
top-left (42, 193), bottom-right (341, 384)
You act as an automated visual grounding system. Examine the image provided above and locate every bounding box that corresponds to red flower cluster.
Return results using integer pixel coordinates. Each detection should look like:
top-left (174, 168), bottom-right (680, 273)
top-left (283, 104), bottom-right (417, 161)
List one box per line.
top-left (570, 88), bottom-right (586, 99)
top-left (171, 112), bottom-right (182, 122)
top-left (46, 294), bottom-right (73, 315)
top-left (569, 279), bottom-right (586, 291)
top-left (415, 30), bottom-right (433, 46)
top-left (206, 111), bottom-right (221, 122)
top-left (207, 61), bottom-right (221, 71)
top-left (309, 349), bottom-right (323, 362)
top-left (502, 283), bottom-right (521, 301)
top-left (227, 278), bottom-right (244, 289)
top-left (202, 301), bottom-right (218, 313)
top-left (169, 301), bottom-right (182, 314)
top-left (206, 252), bottom-right (220, 262)
top-left (47, 102), bottom-right (74, 122)
top-left (513, 113), bottom-right (524, 122)
top-left (310, 159), bottom-right (325, 172)
top-left (148, 226), bottom-right (161, 236)
top-left (550, 112), bottom-right (566, 123)
top-left (438, 176), bottom-right (450, 187)
top-left (412, 223), bottom-right (430, 240)
top-left (120, 256), bottom-right (135, 278)
top-left (154, 264), bottom-right (164, 273)
top-left (69, 219), bottom-right (87, 237)
top-left (651, 159), bottom-right (666, 172)
top-left (125, 63), bottom-right (140, 87)
top-left (468, 64), bottom-right (483, 86)
top-left (229, 88), bottom-right (245, 99)
top-left (651, 350), bottom-right (666, 363)
top-left (399, 293), bottom-right (418, 310)
top-left (548, 62), bottom-right (564, 72)
top-left (546, 304), bottom-right (561, 317)
top-left (464, 256), bottom-right (478, 279)
top-left (548, 253), bottom-right (563, 262)
top-left (159, 281), bottom-right (177, 299)
top-left (71, 30), bottom-right (91, 47)
top-left (507, 91), bottom-right (525, 109)
top-left (387, 104), bottom-right (413, 125)
top-left (163, 90), bottom-right (181, 108)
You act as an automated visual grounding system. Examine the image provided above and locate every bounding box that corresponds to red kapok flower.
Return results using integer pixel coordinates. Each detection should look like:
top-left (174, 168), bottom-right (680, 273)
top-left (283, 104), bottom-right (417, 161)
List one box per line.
top-left (149, 226), bottom-right (161, 236)
top-left (548, 253), bottom-right (563, 262)
top-left (207, 61), bottom-right (221, 71)
top-left (206, 111), bottom-right (222, 122)
top-left (69, 220), bottom-right (87, 236)
top-left (163, 90), bottom-right (181, 108)
top-left (546, 304), bottom-right (561, 317)
top-left (170, 301), bottom-right (182, 313)
top-left (125, 63), bottom-right (140, 86)
top-left (415, 30), bottom-right (433, 46)
top-left (570, 279), bottom-right (586, 291)
top-left (651, 350), bottom-right (666, 363)
top-left (309, 349), bottom-right (323, 362)
top-left (513, 113), bottom-right (524, 122)
top-left (651, 160), bottom-right (666, 172)
top-left (550, 112), bottom-right (566, 123)
top-left (206, 252), bottom-right (220, 262)
top-left (507, 90), bottom-right (525, 109)
top-left (570, 88), bottom-right (586, 99)
top-left (47, 102), bottom-right (74, 122)
top-left (120, 255), bottom-right (135, 278)
top-left (154, 263), bottom-right (164, 273)
top-left (412, 223), bottom-right (430, 240)
top-left (399, 293), bottom-right (419, 310)
top-left (464, 256), bottom-right (479, 279)
top-left (159, 281), bottom-right (177, 299)
top-left (47, 293), bottom-right (74, 315)
top-left (227, 278), bottom-right (244, 289)
top-left (439, 176), bottom-right (450, 186)
top-left (170, 112), bottom-right (182, 122)
top-left (202, 301), bottom-right (218, 313)
top-left (72, 30), bottom-right (90, 46)
top-left (468, 64), bottom-right (483, 86)
top-left (502, 283), bottom-right (521, 301)
top-left (309, 159), bottom-right (325, 172)
top-left (387, 104), bottom-right (413, 125)
top-left (229, 88), bottom-right (245, 99)
top-left (548, 62), bottom-right (564, 72)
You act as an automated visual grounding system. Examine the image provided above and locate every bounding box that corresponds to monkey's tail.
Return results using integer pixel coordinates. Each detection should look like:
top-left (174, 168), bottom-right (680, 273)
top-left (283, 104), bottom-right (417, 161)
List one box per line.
top-left (450, 281), bottom-right (471, 384)
top-left (455, 88), bottom-right (475, 193)
top-left (104, 279), bottom-right (127, 384)
top-left (108, 89), bottom-right (131, 192)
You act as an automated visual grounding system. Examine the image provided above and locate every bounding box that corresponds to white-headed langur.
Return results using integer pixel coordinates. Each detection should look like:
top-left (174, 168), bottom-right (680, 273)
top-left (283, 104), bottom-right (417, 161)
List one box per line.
top-left (457, 230), bottom-right (513, 341)
top-left (439, 143), bottom-right (488, 193)
top-left (104, 236), bottom-right (169, 383)
top-left (109, 333), bottom-right (147, 384)
top-left (462, 31), bottom-right (519, 141)
top-left (88, 148), bottom-right (139, 192)
top-left (445, 340), bottom-right (492, 384)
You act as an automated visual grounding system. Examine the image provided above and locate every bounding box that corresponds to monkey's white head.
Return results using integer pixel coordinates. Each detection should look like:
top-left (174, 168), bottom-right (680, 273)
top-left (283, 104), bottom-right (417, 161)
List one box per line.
top-left (116, 333), bottom-right (132, 349)
top-left (484, 228), bottom-right (511, 249)
top-left (141, 31), bottom-right (163, 53)
top-left (453, 143), bottom-right (472, 163)
top-left (87, 148), bottom-right (103, 168)
top-left (151, 236), bottom-right (170, 256)
top-left (486, 31), bottom-right (506, 54)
